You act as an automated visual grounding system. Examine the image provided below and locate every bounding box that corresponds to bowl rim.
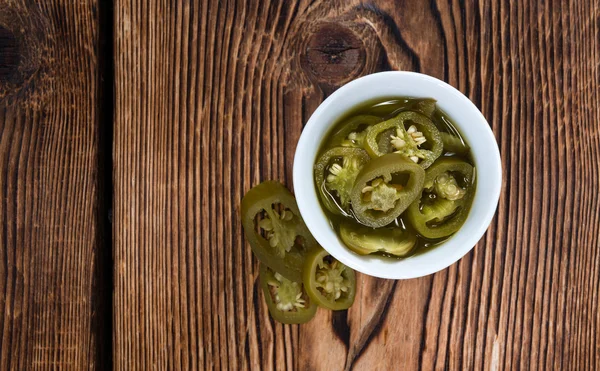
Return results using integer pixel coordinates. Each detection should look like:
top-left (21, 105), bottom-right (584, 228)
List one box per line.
top-left (293, 71), bottom-right (502, 279)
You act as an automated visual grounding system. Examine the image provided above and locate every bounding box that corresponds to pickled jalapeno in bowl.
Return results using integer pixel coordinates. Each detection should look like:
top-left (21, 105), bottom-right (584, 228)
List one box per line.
top-left (313, 97), bottom-right (476, 259)
top-left (294, 71), bottom-right (501, 279)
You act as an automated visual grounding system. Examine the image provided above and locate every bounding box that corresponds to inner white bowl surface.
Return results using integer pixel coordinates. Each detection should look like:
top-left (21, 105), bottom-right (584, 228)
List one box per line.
top-left (293, 71), bottom-right (502, 279)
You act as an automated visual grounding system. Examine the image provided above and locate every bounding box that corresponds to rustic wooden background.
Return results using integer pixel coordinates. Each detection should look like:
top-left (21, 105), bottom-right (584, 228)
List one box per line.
top-left (0, 0), bottom-right (112, 369)
top-left (0, 0), bottom-right (599, 370)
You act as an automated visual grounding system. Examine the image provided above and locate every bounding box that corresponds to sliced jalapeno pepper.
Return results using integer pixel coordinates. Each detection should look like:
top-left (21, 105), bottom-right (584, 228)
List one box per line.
top-left (440, 132), bottom-right (470, 155)
top-left (339, 222), bottom-right (417, 257)
top-left (364, 111), bottom-right (442, 169)
top-left (413, 98), bottom-right (437, 117)
top-left (302, 247), bottom-right (356, 310)
top-left (367, 98), bottom-right (437, 118)
top-left (260, 264), bottom-right (317, 324)
top-left (330, 115), bottom-right (381, 148)
top-left (406, 158), bottom-right (475, 239)
top-left (350, 153), bottom-right (425, 228)
top-left (241, 181), bottom-right (316, 281)
top-left (314, 147), bottom-right (371, 215)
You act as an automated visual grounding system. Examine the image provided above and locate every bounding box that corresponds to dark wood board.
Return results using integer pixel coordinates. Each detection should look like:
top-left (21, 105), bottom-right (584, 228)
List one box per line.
top-left (113, 0), bottom-right (600, 370)
top-left (0, 0), bottom-right (111, 369)
top-left (1, 0), bottom-right (597, 369)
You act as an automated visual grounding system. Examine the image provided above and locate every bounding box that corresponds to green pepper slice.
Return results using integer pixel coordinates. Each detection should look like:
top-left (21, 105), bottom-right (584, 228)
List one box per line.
top-left (367, 98), bottom-right (437, 118)
top-left (260, 264), bottom-right (317, 324)
top-left (406, 158), bottom-right (475, 239)
top-left (330, 115), bottom-right (382, 148)
top-left (350, 153), bottom-right (425, 228)
top-left (364, 111), bottom-right (442, 169)
top-left (339, 222), bottom-right (417, 257)
top-left (440, 132), bottom-right (470, 155)
top-left (302, 247), bottom-right (356, 310)
top-left (314, 147), bottom-right (371, 215)
top-left (241, 181), bottom-right (316, 281)
top-left (413, 99), bottom-right (437, 117)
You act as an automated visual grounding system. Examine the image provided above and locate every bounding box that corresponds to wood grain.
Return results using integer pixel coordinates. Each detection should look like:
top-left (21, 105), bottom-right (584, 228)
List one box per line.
top-left (113, 0), bottom-right (600, 370)
top-left (0, 0), bottom-right (111, 369)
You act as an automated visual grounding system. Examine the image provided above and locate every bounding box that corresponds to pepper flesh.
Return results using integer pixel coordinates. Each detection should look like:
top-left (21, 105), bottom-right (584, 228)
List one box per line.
top-left (314, 147), bottom-right (371, 214)
top-left (440, 132), bottom-right (470, 155)
top-left (367, 98), bottom-right (437, 118)
top-left (350, 153), bottom-right (425, 228)
top-left (339, 222), bottom-right (417, 257)
top-left (302, 247), bottom-right (356, 310)
top-left (413, 99), bottom-right (437, 117)
top-left (241, 181), bottom-right (316, 281)
top-left (406, 158), bottom-right (475, 239)
top-left (364, 111), bottom-right (442, 169)
top-left (330, 115), bottom-right (381, 148)
top-left (260, 264), bottom-right (317, 324)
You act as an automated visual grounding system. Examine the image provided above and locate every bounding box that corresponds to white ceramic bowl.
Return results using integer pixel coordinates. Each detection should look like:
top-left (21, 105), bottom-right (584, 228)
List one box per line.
top-left (293, 71), bottom-right (501, 279)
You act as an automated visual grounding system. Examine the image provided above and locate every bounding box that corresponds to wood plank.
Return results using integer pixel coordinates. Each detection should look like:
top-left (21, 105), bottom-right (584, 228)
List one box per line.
top-left (0, 0), bottom-right (110, 369)
top-left (113, 0), bottom-right (600, 369)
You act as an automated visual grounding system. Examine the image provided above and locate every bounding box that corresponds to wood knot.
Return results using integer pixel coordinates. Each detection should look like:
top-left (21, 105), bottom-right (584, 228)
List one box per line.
top-left (0, 26), bottom-right (20, 83)
top-left (301, 23), bottom-right (366, 86)
top-left (0, 3), bottom-right (51, 101)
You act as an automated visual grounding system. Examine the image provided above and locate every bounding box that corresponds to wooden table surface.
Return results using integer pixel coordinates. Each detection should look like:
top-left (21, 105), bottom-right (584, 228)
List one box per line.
top-left (0, 0), bottom-right (599, 370)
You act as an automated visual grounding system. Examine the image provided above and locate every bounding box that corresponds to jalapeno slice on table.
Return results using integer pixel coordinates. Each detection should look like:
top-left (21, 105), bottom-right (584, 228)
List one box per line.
top-left (350, 153), bottom-right (425, 228)
top-left (330, 115), bottom-right (382, 148)
top-left (365, 111), bottom-right (442, 169)
top-left (314, 147), bottom-right (371, 215)
top-left (406, 158), bottom-right (475, 239)
top-left (302, 248), bottom-right (356, 310)
top-left (339, 222), bottom-right (417, 257)
top-left (241, 181), bottom-right (316, 281)
top-left (260, 264), bottom-right (317, 324)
